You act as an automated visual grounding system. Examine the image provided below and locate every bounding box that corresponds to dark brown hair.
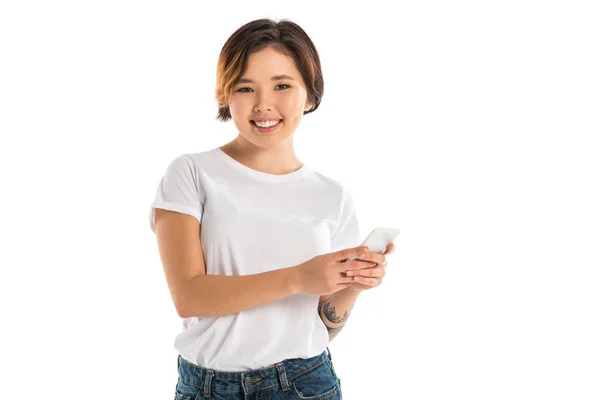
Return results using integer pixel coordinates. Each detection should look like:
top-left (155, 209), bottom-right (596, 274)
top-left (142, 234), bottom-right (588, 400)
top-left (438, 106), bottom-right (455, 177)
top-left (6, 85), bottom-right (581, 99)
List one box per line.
top-left (215, 18), bottom-right (324, 122)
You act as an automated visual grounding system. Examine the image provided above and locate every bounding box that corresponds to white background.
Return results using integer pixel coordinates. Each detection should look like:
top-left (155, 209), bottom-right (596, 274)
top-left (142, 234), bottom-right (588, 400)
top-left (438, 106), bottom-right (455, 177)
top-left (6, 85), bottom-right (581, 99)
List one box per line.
top-left (1, 1), bottom-right (599, 399)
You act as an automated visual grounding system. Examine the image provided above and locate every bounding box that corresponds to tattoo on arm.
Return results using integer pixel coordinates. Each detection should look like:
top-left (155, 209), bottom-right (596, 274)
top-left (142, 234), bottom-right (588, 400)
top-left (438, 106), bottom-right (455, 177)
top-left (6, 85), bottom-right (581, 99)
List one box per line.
top-left (323, 299), bottom-right (350, 324)
top-left (318, 298), bottom-right (351, 341)
top-left (326, 325), bottom-right (344, 340)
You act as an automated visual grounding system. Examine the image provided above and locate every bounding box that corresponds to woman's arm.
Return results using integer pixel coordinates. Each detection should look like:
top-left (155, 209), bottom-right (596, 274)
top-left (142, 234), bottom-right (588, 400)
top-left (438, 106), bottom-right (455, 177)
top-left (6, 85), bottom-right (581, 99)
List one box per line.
top-left (318, 287), bottom-right (362, 342)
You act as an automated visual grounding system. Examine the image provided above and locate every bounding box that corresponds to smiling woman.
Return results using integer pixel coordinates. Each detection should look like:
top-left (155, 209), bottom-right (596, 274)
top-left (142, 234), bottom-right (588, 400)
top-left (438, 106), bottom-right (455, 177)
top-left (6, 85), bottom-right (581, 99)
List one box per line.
top-left (213, 24), bottom-right (324, 154)
top-left (215, 20), bottom-right (323, 123)
top-left (150, 18), bottom-right (356, 400)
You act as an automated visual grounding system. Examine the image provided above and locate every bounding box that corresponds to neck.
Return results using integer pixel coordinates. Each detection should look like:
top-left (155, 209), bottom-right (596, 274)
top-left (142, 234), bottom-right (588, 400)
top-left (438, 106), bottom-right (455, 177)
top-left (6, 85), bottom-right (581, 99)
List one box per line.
top-left (222, 136), bottom-right (303, 175)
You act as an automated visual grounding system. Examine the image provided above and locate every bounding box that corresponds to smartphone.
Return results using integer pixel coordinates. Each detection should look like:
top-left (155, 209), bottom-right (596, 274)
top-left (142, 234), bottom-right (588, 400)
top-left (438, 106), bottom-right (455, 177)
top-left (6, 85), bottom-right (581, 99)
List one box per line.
top-left (343, 227), bottom-right (400, 263)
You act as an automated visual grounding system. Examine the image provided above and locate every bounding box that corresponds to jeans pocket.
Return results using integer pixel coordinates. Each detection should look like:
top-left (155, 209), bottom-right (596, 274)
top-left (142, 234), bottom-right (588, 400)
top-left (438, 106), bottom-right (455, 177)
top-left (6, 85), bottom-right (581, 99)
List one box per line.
top-left (174, 377), bottom-right (200, 400)
top-left (290, 359), bottom-right (340, 400)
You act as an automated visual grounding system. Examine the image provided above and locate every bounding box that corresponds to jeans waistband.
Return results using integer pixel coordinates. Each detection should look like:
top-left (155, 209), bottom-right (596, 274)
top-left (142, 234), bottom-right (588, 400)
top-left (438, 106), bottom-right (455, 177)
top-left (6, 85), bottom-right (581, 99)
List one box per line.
top-left (177, 347), bottom-right (333, 397)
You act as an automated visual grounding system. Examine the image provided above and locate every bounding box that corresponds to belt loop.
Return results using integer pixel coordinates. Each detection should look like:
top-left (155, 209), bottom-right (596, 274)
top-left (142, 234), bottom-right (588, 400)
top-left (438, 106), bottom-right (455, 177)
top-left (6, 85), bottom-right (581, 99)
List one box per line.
top-left (275, 363), bottom-right (291, 391)
top-left (326, 346), bottom-right (332, 360)
top-left (202, 370), bottom-right (214, 398)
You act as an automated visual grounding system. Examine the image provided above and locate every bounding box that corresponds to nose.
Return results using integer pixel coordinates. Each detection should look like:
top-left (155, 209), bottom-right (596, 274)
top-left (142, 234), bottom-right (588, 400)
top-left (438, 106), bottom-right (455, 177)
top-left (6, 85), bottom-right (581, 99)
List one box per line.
top-left (254, 90), bottom-right (274, 112)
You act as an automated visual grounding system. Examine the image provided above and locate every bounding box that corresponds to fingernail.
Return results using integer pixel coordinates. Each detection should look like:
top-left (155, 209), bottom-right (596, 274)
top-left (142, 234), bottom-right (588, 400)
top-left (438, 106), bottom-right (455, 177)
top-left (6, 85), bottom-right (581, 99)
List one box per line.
top-left (346, 270), bottom-right (354, 276)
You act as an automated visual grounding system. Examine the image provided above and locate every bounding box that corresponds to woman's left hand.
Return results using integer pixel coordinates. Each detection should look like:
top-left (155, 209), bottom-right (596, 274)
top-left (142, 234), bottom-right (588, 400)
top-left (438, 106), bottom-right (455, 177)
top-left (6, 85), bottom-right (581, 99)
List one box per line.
top-left (346, 242), bottom-right (396, 292)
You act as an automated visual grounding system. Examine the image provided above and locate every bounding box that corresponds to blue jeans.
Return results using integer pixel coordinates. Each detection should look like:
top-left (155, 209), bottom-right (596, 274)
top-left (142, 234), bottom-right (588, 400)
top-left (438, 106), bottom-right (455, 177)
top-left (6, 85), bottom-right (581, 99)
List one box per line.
top-left (174, 347), bottom-right (342, 399)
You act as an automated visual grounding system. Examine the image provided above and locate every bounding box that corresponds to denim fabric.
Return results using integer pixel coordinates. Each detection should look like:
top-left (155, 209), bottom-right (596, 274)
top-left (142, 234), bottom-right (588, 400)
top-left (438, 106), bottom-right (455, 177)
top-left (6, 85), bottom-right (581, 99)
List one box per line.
top-left (174, 347), bottom-right (342, 400)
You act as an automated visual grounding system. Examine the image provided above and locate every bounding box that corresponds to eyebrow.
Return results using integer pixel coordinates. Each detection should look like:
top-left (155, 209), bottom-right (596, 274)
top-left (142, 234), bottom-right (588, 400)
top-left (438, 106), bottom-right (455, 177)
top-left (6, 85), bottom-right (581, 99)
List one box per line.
top-left (235, 75), bottom-right (295, 84)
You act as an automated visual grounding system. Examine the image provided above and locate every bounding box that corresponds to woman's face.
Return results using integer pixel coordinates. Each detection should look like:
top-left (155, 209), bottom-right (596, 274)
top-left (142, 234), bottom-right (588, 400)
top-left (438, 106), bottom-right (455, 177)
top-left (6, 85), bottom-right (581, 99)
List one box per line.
top-left (228, 46), bottom-right (311, 148)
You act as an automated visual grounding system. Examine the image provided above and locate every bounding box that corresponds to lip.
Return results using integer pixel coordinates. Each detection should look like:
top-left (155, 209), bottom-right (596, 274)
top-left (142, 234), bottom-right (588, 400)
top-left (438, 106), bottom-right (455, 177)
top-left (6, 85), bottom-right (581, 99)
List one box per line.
top-left (251, 119), bottom-right (282, 134)
top-left (251, 117), bottom-right (283, 123)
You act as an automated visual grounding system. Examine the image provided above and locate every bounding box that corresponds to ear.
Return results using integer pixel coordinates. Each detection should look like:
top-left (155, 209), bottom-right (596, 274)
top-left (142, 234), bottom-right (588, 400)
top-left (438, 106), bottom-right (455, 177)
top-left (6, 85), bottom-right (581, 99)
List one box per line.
top-left (304, 99), bottom-right (312, 112)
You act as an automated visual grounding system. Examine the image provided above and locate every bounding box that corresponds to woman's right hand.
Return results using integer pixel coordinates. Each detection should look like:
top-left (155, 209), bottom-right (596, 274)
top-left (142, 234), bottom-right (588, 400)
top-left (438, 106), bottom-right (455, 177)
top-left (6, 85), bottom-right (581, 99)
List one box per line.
top-left (295, 246), bottom-right (372, 296)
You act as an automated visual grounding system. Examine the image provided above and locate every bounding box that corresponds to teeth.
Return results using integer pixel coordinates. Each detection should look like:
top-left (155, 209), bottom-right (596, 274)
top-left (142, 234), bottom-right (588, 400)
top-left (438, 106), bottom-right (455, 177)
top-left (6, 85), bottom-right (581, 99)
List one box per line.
top-left (254, 120), bottom-right (280, 128)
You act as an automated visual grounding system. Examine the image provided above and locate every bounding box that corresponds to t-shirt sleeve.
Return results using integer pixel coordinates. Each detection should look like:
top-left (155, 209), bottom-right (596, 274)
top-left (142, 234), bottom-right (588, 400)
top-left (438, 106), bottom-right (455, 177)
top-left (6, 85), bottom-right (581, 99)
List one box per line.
top-left (330, 188), bottom-right (361, 253)
top-left (149, 154), bottom-right (205, 234)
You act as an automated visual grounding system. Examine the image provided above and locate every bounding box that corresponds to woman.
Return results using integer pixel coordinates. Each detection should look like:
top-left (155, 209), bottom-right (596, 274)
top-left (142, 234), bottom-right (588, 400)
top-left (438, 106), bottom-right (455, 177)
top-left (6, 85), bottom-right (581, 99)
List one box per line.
top-left (150, 18), bottom-right (395, 400)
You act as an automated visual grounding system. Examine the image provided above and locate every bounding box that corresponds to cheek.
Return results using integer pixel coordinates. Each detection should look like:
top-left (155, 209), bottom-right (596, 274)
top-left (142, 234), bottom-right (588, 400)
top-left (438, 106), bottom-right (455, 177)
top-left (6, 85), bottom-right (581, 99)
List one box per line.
top-left (228, 99), bottom-right (245, 116)
top-left (279, 93), bottom-right (306, 115)
top-left (229, 92), bottom-right (255, 109)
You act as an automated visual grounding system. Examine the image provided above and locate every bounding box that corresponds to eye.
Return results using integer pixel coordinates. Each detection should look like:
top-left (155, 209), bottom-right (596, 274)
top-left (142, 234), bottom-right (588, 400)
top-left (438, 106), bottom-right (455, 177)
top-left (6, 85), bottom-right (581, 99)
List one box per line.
top-left (236, 84), bottom-right (291, 93)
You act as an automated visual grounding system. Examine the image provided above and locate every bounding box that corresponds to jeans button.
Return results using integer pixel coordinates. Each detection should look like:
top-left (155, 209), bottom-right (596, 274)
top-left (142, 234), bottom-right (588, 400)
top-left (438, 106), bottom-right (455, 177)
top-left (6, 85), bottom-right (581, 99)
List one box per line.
top-left (244, 376), bottom-right (254, 386)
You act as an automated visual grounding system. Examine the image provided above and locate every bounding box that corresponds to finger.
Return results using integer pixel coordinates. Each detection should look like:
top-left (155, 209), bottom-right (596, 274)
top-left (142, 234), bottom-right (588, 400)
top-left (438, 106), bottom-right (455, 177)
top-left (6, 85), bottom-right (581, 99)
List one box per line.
top-left (376, 254), bottom-right (387, 265)
top-left (347, 265), bottom-right (385, 278)
top-left (342, 260), bottom-right (376, 274)
top-left (336, 245), bottom-right (369, 262)
top-left (338, 272), bottom-right (357, 283)
top-left (383, 243), bottom-right (395, 255)
top-left (358, 251), bottom-right (387, 266)
top-left (352, 276), bottom-right (381, 286)
top-left (356, 258), bottom-right (378, 268)
top-left (355, 252), bottom-right (378, 264)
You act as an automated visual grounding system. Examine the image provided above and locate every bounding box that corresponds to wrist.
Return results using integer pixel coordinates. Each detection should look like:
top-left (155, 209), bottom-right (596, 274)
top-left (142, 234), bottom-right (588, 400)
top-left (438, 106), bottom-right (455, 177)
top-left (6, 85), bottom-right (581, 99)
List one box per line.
top-left (340, 285), bottom-right (362, 296)
top-left (287, 265), bottom-right (304, 295)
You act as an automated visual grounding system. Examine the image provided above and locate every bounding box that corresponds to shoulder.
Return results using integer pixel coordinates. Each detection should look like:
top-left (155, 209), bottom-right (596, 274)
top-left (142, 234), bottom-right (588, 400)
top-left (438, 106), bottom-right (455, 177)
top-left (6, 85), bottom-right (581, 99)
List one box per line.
top-left (166, 148), bottom-right (219, 173)
top-left (179, 148), bottom-right (217, 165)
top-left (306, 169), bottom-right (355, 207)
top-left (305, 168), bottom-right (348, 194)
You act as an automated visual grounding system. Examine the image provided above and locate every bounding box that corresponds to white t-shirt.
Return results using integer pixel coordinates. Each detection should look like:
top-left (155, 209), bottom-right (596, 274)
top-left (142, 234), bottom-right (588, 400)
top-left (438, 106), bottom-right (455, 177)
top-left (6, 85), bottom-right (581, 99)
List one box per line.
top-left (149, 146), bottom-right (360, 371)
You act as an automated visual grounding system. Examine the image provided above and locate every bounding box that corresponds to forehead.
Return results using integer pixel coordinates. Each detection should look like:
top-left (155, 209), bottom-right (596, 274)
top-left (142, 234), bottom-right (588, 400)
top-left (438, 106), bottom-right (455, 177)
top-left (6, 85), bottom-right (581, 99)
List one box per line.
top-left (240, 47), bottom-right (300, 79)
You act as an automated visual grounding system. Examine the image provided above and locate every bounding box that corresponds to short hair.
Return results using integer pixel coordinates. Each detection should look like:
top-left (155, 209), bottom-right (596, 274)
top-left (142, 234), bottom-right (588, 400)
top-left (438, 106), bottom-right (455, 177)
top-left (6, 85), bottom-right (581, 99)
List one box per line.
top-left (215, 18), bottom-right (324, 122)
